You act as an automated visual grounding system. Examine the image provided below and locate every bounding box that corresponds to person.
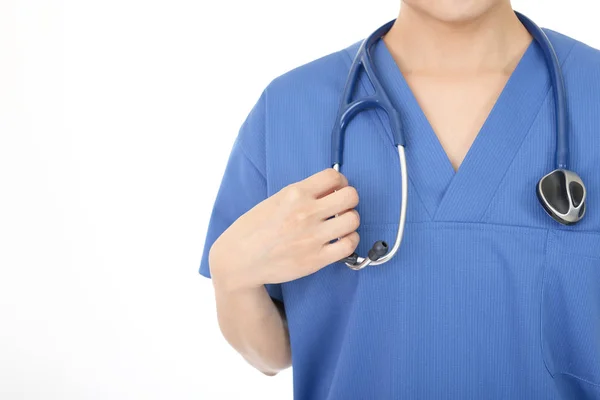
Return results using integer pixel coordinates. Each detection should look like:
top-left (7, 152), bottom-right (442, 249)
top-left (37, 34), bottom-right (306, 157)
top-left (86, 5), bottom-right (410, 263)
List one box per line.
top-left (199, 1), bottom-right (600, 399)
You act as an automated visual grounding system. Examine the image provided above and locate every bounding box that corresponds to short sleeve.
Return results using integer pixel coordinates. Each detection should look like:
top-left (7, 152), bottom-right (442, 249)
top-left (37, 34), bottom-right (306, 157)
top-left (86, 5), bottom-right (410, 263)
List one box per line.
top-left (199, 91), bottom-right (283, 302)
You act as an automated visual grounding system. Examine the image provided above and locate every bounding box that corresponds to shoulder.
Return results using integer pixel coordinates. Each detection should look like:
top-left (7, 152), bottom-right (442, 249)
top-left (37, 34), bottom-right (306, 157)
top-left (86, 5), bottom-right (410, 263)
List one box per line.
top-left (543, 29), bottom-right (600, 132)
top-left (236, 41), bottom-right (363, 163)
top-left (543, 28), bottom-right (600, 77)
top-left (261, 41), bottom-right (362, 106)
top-left (543, 29), bottom-right (600, 150)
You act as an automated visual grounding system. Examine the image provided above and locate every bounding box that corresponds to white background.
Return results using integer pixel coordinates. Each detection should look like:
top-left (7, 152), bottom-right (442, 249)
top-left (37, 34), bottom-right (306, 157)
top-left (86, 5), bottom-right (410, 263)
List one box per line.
top-left (0, 1), bottom-right (598, 399)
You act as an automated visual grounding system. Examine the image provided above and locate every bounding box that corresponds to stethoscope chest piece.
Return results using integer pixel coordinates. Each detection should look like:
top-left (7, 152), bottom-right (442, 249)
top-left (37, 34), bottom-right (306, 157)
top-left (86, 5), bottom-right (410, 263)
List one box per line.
top-left (537, 169), bottom-right (586, 225)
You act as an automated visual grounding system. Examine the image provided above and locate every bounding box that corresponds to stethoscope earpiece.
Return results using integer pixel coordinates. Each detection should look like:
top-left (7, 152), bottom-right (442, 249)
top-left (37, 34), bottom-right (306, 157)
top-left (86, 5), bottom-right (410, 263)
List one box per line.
top-left (341, 241), bottom-right (389, 266)
top-left (368, 241), bottom-right (389, 261)
top-left (536, 169), bottom-right (586, 225)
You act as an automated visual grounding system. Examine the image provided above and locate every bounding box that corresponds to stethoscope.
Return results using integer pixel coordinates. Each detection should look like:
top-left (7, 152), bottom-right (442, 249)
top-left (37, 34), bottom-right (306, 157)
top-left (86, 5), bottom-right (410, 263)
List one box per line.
top-left (332, 12), bottom-right (587, 271)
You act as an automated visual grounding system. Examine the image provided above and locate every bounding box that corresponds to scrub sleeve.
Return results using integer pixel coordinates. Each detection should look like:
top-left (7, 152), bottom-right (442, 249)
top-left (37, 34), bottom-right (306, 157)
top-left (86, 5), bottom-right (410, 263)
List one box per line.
top-left (199, 91), bottom-right (283, 302)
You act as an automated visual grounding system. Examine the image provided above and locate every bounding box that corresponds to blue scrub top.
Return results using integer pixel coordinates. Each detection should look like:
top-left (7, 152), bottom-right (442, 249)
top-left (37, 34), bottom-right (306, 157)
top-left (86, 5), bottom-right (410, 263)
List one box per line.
top-left (200, 27), bottom-right (600, 399)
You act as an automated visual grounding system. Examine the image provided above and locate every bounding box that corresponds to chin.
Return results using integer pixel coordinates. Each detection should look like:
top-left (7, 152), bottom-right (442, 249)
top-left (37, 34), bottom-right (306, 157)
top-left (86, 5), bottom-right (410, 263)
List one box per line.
top-left (402, 0), bottom-right (506, 24)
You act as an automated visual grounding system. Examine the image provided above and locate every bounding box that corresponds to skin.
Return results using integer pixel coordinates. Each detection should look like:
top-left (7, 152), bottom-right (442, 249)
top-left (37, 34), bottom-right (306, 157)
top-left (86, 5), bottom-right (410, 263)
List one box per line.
top-left (386, 0), bottom-right (532, 170)
top-left (209, 0), bottom-right (531, 376)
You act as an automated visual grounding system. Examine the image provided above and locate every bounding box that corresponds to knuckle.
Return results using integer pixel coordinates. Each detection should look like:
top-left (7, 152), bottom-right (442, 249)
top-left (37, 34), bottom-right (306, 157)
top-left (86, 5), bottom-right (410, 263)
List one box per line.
top-left (345, 186), bottom-right (359, 204)
top-left (342, 236), bottom-right (358, 253)
top-left (334, 171), bottom-right (345, 186)
top-left (283, 184), bottom-right (303, 202)
top-left (325, 167), bottom-right (339, 179)
top-left (348, 232), bottom-right (360, 248)
top-left (348, 210), bottom-right (360, 229)
top-left (294, 209), bottom-right (310, 223)
top-left (325, 168), bottom-right (343, 185)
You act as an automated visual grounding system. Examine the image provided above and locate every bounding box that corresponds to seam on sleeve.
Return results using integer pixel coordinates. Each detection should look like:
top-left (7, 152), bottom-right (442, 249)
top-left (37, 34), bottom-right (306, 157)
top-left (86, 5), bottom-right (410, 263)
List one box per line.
top-left (236, 138), bottom-right (267, 182)
top-left (559, 40), bottom-right (579, 71)
top-left (263, 88), bottom-right (270, 192)
top-left (236, 90), bottom-right (268, 183)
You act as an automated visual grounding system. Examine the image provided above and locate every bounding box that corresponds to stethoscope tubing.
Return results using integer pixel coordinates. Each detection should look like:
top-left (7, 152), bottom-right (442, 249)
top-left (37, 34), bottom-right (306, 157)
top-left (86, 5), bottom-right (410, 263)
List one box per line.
top-left (330, 11), bottom-right (582, 269)
top-left (333, 145), bottom-right (408, 270)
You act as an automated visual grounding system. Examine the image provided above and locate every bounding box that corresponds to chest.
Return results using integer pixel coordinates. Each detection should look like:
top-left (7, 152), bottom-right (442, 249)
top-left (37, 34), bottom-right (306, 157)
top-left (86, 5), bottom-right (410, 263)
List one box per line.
top-left (264, 54), bottom-right (600, 233)
top-left (403, 71), bottom-right (512, 172)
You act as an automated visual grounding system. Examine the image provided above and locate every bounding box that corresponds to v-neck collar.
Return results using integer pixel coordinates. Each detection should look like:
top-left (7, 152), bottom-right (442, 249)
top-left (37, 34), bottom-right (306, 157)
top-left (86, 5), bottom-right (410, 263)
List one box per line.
top-left (367, 37), bottom-right (552, 222)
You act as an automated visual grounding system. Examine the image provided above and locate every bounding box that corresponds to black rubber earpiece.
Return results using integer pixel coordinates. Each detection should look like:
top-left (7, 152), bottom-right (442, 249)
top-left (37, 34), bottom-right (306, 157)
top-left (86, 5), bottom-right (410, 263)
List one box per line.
top-left (368, 241), bottom-right (389, 261)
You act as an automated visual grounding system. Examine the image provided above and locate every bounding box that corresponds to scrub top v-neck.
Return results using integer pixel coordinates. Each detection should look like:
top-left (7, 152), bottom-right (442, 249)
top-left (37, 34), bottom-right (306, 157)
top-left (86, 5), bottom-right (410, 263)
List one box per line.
top-left (200, 27), bottom-right (600, 400)
top-left (356, 38), bottom-right (553, 223)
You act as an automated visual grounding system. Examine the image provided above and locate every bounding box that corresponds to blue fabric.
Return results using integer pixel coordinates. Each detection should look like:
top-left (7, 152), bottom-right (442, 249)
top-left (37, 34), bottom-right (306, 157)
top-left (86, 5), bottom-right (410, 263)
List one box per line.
top-left (200, 27), bottom-right (600, 399)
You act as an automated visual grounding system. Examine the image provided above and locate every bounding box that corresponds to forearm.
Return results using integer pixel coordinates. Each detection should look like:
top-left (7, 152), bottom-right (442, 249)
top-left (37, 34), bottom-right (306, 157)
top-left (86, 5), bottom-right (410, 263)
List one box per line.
top-left (204, 168), bottom-right (358, 374)
top-left (212, 279), bottom-right (291, 375)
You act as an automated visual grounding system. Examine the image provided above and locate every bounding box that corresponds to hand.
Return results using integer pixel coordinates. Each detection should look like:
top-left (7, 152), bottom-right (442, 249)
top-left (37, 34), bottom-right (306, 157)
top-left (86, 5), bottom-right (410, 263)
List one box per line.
top-left (209, 168), bottom-right (360, 291)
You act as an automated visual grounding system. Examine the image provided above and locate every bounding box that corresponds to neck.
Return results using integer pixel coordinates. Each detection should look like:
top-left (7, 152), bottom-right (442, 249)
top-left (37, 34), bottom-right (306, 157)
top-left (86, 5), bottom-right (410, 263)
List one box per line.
top-left (383, 2), bottom-right (532, 74)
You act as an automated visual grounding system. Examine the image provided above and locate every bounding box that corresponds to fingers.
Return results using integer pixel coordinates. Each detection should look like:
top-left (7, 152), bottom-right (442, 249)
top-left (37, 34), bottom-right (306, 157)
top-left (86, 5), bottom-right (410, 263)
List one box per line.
top-left (317, 186), bottom-right (359, 218)
top-left (318, 209), bottom-right (360, 243)
top-left (318, 231), bottom-right (360, 266)
top-left (297, 168), bottom-right (349, 199)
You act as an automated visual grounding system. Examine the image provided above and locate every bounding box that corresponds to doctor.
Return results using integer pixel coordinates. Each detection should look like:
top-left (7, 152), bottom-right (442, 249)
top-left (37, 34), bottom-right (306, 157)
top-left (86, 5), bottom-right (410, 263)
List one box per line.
top-left (200, 1), bottom-right (600, 399)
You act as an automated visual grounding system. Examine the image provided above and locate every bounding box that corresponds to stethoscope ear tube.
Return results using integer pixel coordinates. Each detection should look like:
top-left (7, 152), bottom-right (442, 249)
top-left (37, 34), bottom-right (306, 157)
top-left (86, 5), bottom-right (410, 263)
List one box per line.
top-left (332, 12), bottom-right (587, 271)
top-left (515, 12), bottom-right (568, 170)
top-left (515, 11), bottom-right (587, 225)
top-left (331, 19), bottom-right (405, 170)
top-left (330, 20), bottom-right (410, 270)
top-left (336, 145), bottom-right (408, 270)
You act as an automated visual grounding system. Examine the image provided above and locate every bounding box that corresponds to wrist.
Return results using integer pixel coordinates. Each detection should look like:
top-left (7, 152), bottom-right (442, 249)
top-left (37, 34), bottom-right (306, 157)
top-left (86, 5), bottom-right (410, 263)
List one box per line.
top-left (208, 243), bottom-right (262, 293)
